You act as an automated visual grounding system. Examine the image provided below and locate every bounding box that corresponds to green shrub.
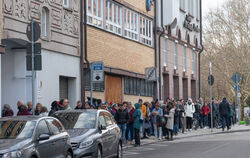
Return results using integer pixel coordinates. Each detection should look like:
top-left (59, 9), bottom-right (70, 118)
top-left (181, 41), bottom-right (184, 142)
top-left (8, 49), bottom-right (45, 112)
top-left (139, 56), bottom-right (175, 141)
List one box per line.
top-left (240, 121), bottom-right (245, 125)
top-left (245, 117), bottom-right (249, 126)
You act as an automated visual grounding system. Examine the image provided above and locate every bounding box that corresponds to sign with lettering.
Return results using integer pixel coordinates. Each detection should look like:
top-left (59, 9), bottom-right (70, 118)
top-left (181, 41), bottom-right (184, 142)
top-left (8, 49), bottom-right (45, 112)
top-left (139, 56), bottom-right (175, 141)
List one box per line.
top-left (183, 14), bottom-right (200, 32)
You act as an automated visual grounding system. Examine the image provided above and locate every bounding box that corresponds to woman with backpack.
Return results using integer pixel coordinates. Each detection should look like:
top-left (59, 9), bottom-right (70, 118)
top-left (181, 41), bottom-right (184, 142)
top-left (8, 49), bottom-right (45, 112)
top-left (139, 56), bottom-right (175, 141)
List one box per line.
top-left (165, 103), bottom-right (175, 140)
top-left (133, 103), bottom-right (142, 147)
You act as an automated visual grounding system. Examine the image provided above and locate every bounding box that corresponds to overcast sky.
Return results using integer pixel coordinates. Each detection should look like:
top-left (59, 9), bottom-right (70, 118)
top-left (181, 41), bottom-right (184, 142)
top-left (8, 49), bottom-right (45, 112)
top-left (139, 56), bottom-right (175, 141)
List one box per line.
top-left (202, 0), bottom-right (228, 16)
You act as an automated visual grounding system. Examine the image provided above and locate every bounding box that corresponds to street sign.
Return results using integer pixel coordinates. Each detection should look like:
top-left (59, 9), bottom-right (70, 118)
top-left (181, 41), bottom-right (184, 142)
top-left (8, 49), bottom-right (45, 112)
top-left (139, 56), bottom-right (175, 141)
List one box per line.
top-left (146, 0), bottom-right (153, 11)
top-left (208, 75), bottom-right (214, 86)
top-left (237, 93), bottom-right (241, 98)
top-left (231, 72), bottom-right (242, 84)
top-left (145, 67), bottom-right (156, 81)
top-left (234, 84), bottom-right (240, 92)
top-left (27, 43), bottom-right (41, 55)
top-left (26, 21), bottom-right (41, 42)
top-left (92, 62), bottom-right (104, 82)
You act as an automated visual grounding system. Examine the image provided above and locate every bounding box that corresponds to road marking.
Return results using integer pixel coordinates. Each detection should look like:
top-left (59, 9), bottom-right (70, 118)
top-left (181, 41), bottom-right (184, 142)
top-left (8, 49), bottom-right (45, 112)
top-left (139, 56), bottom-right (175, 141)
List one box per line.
top-left (149, 143), bottom-right (169, 147)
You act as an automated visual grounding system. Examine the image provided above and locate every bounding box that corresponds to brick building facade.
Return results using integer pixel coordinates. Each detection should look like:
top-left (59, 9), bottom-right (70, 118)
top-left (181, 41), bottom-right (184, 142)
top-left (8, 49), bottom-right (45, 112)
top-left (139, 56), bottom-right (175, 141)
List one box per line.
top-left (84, 0), bottom-right (156, 104)
top-left (156, 0), bottom-right (202, 101)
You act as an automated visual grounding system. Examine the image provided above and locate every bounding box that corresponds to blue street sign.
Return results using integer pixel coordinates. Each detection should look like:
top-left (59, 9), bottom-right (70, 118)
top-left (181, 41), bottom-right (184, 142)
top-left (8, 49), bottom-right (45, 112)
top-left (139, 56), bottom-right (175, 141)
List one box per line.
top-left (234, 84), bottom-right (240, 92)
top-left (146, 0), bottom-right (153, 11)
top-left (231, 72), bottom-right (242, 84)
top-left (92, 62), bottom-right (104, 82)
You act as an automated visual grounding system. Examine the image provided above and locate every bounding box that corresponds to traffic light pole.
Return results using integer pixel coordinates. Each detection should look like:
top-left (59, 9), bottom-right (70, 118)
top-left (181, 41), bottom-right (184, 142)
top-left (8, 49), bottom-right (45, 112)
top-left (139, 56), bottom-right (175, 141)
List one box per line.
top-left (209, 62), bottom-right (213, 132)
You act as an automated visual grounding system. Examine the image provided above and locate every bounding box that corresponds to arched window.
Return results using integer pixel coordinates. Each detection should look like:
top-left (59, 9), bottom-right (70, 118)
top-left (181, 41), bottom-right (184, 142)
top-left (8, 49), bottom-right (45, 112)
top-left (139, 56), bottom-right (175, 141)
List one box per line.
top-left (42, 7), bottom-right (49, 37)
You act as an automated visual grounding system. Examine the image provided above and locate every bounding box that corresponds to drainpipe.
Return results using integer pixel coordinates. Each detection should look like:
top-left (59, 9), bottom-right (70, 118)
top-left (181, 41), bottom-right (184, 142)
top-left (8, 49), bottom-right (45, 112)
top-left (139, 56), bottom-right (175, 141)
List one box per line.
top-left (158, 0), bottom-right (165, 101)
top-left (80, 0), bottom-right (90, 103)
top-left (154, 0), bottom-right (159, 100)
top-left (198, 0), bottom-right (204, 98)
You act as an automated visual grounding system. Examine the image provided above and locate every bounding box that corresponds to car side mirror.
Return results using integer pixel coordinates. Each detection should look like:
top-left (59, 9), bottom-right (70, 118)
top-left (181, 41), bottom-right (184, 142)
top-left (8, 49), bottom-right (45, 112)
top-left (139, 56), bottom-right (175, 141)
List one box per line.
top-left (37, 134), bottom-right (50, 141)
top-left (98, 124), bottom-right (107, 131)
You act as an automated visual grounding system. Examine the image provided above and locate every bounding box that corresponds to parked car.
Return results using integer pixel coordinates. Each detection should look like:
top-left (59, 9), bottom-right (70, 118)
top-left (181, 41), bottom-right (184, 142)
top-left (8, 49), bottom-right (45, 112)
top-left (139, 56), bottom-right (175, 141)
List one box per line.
top-left (0, 116), bottom-right (73, 158)
top-left (52, 109), bottom-right (122, 158)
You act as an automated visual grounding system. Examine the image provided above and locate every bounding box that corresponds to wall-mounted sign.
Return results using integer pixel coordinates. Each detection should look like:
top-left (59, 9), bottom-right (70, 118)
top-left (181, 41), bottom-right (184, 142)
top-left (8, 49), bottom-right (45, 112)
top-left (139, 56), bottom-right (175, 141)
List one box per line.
top-left (146, 0), bottom-right (153, 11)
top-left (183, 14), bottom-right (200, 32)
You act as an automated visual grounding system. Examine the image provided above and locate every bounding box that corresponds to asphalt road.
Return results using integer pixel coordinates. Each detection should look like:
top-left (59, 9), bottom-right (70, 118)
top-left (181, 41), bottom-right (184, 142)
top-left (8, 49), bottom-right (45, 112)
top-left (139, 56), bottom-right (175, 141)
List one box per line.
top-left (123, 131), bottom-right (250, 158)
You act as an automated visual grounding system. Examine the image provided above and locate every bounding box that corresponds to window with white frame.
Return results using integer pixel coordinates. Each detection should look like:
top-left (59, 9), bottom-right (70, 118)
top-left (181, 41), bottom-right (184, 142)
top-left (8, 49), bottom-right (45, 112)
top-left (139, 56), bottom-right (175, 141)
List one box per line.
top-left (192, 48), bottom-right (196, 74)
top-left (180, 0), bottom-right (185, 10)
top-left (174, 40), bottom-right (178, 69)
top-left (124, 9), bottom-right (139, 41)
top-left (183, 44), bottom-right (187, 72)
top-left (196, 0), bottom-right (200, 19)
top-left (164, 38), bottom-right (168, 66)
top-left (140, 16), bottom-right (153, 46)
top-left (191, 0), bottom-right (194, 15)
top-left (105, 1), bottom-right (122, 35)
top-left (42, 7), bottom-right (49, 37)
top-left (87, 0), bottom-right (103, 27)
top-left (188, 0), bottom-right (191, 14)
top-left (63, 0), bottom-right (70, 8)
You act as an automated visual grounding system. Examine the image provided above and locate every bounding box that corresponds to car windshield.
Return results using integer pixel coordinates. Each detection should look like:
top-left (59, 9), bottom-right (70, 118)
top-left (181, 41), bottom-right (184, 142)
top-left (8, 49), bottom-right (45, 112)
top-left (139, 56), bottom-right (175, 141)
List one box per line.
top-left (53, 112), bottom-right (96, 129)
top-left (0, 120), bottom-right (36, 139)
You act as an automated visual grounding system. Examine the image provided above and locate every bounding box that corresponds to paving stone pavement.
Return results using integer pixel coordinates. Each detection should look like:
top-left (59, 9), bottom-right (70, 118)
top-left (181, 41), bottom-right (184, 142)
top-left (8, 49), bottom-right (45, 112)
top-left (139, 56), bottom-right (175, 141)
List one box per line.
top-left (123, 125), bottom-right (250, 149)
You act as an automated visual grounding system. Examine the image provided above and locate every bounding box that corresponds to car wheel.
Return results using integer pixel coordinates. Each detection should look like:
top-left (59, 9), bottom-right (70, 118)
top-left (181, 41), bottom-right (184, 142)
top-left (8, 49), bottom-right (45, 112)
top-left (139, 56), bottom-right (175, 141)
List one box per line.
top-left (66, 151), bottom-right (72, 158)
top-left (116, 142), bottom-right (122, 158)
top-left (97, 146), bottom-right (102, 158)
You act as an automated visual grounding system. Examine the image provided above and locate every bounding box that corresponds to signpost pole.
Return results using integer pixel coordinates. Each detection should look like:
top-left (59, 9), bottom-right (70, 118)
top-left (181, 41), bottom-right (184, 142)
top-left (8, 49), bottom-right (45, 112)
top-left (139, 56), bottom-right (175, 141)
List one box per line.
top-left (90, 63), bottom-right (93, 106)
top-left (209, 62), bottom-right (213, 132)
top-left (31, 20), bottom-right (36, 111)
top-left (238, 92), bottom-right (241, 125)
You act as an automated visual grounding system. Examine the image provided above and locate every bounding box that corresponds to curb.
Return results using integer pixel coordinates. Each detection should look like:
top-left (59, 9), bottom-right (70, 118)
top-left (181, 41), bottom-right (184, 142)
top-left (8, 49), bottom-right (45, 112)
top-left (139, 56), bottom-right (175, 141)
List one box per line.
top-left (123, 128), bottom-right (250, 149)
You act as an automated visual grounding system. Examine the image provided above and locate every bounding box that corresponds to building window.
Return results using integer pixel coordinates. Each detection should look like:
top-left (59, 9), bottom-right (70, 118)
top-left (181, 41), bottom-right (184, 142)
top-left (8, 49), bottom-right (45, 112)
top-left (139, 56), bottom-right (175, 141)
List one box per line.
top-left (87, 0), bottom-right (103, 27)
top-left (63, 0), bottom-right (71, 8)
top-left (191, 0), bottom-right (194, 15)
top-left (192, 48), bottom-right (196, 74)
top-left (140, 16), bottom-right (153, 46)
top-left (180, 0), bottom-right (185, 10)
top-left (42, 7), bottom-right (49, 37)
top-left (174, 40), bottom-right (178, 69)
top-left (105, 1), bottom-right (122, 35)
top-left (164, 38), bottom-right (168, 66)
top-left (183, 44), bottom-right (187, 72)
top-left (188, 0), bottom-right (191, 14)
top-left (124, 77), bottom-right (154, 97)
top-left (196, 0), bottom-right (200, 19)
top-left (124, 9), bottom-right (139, 41)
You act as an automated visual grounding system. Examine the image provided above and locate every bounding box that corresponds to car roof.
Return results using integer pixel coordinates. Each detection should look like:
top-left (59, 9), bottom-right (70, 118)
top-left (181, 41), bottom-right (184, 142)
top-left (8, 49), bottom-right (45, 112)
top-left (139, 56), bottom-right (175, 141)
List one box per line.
top-left (0, 116), bottom-right (54, 122)
top-left (53, 109), bottom-right (108, 115)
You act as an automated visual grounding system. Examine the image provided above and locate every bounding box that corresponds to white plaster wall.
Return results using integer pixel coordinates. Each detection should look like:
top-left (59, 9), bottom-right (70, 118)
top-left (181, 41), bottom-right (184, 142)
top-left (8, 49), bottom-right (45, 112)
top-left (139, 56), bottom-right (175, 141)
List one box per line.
top-left (37, 50), bottom-right (80, 109)
top-left (1, 49), bottom-right (32, 114)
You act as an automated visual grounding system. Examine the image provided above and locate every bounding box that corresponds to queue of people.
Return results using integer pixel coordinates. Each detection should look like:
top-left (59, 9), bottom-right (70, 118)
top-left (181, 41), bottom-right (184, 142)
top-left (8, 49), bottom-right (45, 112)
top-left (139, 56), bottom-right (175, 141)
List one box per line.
top-left (1, 97), bottom-right (237, 147)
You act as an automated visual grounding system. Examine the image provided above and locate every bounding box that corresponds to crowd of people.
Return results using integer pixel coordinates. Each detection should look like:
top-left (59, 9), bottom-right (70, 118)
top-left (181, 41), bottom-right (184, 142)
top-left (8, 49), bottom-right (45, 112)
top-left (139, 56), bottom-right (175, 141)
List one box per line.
top-left (1, 97), bottom-right (236, 147)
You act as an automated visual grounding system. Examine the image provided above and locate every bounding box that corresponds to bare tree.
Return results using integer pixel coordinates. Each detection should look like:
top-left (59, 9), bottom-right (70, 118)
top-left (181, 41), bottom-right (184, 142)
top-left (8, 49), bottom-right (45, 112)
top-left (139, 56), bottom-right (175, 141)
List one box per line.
top-left (201, 0), bottom-right (250, 120)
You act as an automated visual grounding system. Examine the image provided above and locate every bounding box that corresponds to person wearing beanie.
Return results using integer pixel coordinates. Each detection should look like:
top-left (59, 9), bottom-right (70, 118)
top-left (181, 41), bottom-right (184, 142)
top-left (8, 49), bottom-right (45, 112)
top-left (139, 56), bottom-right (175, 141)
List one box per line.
top-left (133, 103), bottom-right (142, 147)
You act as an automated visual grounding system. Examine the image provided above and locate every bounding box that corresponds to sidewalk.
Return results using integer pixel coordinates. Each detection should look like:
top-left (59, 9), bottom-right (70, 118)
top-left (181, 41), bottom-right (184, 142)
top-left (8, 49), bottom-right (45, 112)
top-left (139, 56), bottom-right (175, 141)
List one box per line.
top-left (123, 125), bottom-right (250, 149)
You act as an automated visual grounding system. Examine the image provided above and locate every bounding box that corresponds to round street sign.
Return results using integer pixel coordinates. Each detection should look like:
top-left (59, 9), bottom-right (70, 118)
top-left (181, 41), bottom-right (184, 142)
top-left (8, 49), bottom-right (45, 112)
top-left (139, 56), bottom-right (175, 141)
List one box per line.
top-left (26, 21), bottom-right (41, 42)
top-left (208, 75), bottom-right (214, 86)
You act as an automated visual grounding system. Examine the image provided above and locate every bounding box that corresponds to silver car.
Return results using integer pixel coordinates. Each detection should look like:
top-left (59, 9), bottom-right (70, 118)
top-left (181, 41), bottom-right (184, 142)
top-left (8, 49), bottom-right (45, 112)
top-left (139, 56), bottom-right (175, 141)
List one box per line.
top-left (0, 116), bottom-right (73, 158)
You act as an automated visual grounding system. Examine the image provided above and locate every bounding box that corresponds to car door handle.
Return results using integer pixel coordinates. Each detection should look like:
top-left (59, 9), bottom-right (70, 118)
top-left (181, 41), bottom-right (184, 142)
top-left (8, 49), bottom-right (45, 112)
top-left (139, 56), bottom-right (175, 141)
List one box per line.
top-left (52, 142), bottom-right (56, 145)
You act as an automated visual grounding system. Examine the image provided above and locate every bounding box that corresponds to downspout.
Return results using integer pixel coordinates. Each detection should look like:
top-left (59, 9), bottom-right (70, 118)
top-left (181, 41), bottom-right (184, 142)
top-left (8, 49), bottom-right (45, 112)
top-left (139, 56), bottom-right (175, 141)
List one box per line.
top-left (80, 0), bottom-right (90, 103)
top-left (198, 0), bottom-right (204, 98)
top-left (154, 0), bottom-right (159, 100)
top-left (158, 0), bottom-right (165, 100)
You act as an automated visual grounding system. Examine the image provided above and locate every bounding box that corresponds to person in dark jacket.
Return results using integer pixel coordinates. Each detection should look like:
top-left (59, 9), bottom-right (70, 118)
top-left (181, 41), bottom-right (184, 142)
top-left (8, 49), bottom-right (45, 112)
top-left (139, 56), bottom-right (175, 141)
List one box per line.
top-left (17, 104), bottom-right (32, 116)
top-left (48, 101), bottom-right (62, 116)
top-left (2, 104), bottom-right (14, 117)
top-left (75, 101), bottom-right (84, 109)
top-left (34, 103), bottom-right (42, 115)
top-left (125, 102), bottom-right (135, 143)
top-left (219, 98), bottom-right (230, 131)
top-left (115, 102), bottom-right (129, 144)
top-left (177, 100), bottom-right (185, 133)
